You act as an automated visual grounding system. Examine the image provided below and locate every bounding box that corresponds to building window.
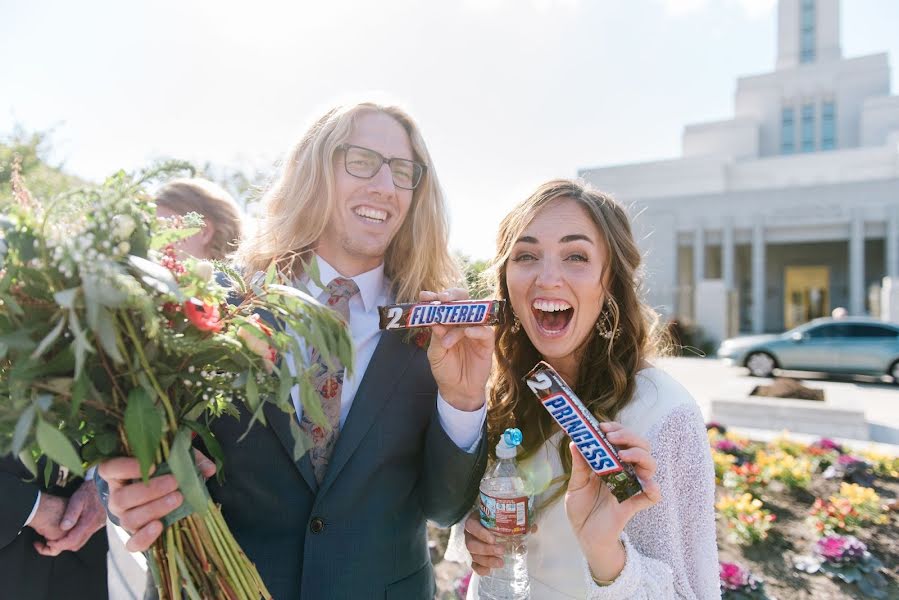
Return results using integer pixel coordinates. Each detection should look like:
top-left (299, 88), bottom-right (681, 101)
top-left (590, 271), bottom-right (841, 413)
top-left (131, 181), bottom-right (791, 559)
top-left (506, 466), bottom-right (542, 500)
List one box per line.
top-left (781, 107), bottom-right (795, 154)
top-left (801, 103), bottom-right (815, 152)
top-left (800, 0), bottom-right (816, 63)
top-left (821, 101), bottom-right (836, 150)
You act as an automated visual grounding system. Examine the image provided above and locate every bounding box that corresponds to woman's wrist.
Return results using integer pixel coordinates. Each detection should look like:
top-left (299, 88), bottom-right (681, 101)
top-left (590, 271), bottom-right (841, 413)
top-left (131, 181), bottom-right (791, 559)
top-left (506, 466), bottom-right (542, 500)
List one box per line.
top-left (583, 537), bottom-right (626, 584)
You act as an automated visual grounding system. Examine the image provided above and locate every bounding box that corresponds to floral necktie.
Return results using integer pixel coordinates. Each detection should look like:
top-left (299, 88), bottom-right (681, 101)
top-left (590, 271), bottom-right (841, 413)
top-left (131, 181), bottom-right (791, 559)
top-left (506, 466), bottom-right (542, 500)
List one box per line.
top-left (301, 276), bottom-right (359, 483)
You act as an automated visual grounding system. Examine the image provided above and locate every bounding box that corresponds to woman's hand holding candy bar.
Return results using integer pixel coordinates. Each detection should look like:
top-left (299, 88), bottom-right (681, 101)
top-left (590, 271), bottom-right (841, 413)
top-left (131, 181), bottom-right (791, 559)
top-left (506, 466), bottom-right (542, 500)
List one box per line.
top-left (564, 422), bottom-right (661, 583)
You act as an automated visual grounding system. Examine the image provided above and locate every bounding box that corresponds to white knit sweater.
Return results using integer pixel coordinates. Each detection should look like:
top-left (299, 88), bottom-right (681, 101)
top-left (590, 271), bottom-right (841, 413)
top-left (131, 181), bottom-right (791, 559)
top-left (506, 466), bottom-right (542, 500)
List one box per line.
top-left (446, 367), bottom-right (721, 599)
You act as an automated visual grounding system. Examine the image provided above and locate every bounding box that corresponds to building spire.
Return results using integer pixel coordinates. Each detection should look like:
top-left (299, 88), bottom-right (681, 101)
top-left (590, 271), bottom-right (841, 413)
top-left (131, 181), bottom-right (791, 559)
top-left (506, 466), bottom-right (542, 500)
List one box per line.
top-left (776, 0), bottom-right (841, 70)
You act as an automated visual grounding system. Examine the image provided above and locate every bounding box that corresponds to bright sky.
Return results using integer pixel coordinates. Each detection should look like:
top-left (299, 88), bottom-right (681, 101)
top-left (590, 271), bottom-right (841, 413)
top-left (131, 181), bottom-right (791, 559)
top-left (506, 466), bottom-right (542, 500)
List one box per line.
top-left (2, 0), bottom-right (898, 259)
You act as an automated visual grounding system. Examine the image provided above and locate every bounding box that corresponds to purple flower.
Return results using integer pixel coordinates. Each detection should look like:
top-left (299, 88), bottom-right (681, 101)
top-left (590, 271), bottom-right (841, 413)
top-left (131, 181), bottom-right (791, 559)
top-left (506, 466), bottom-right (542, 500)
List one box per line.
top-left (816, 535), bottom-right (867, 563)
top-left (837, 454), bottom-right (864, 466)
top-left (814, 438), bottom-right (843, 453)
top-left (707, 421), bottom-right (727, 433)
top-left (715, 439), bottom-right (740, 452)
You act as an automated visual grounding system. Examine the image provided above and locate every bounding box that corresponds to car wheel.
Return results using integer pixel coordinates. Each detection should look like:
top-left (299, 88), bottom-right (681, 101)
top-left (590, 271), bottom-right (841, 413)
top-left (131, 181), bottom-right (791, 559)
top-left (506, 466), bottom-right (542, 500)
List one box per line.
top-left (745, 352), bottom-right (776, 377)
top-left (890, 361), bottom-right (899, 384)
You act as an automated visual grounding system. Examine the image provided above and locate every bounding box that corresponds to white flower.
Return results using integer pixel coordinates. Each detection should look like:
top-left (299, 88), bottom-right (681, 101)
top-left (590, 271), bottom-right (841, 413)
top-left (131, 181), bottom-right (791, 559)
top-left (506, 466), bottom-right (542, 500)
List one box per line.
top-left (111, 215), bottom-right (136, 239)
top-left (194, 260), bottom-right (215, 282)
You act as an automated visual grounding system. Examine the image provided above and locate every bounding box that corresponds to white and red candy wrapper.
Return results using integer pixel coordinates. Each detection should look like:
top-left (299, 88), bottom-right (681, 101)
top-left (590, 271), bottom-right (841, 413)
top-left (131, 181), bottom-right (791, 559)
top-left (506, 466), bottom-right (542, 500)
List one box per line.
top-left (523, 361), bottom-right (644, 503)
top-left (378, 299), bottom-right (505, 330)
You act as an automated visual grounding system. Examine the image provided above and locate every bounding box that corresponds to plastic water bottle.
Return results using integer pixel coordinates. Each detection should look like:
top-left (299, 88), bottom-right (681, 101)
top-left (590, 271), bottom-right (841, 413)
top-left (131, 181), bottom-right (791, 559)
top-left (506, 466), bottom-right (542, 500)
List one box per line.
top-left (477, 428), bottom-right (531, 600)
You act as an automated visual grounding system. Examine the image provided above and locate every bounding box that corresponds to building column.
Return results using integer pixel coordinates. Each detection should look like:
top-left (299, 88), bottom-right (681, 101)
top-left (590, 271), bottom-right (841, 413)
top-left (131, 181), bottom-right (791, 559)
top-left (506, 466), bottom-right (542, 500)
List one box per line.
top-left (693, 225), bottom-right (705, 282)
top-left (752, 217), bottom-right (765, 333)
top-left (722, 219), bottom-right (735, 290)
top-left (849, 209), bottom-right (865, 315)
top-left (887, 205), bottom-right (899, 279)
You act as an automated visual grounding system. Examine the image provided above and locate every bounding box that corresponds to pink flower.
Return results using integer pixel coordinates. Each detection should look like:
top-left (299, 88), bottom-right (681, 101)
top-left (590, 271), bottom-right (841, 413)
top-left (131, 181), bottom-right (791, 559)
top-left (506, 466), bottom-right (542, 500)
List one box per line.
top-left (456, 571), bottom-right (472, 598)
top-left (719, 561), bottom-right (749, 590)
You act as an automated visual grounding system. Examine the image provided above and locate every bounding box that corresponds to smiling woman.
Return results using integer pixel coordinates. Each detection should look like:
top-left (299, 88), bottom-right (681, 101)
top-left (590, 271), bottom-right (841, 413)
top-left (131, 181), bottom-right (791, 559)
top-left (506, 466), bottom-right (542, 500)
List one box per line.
top-left (448, 179), bottom-right (721, 599)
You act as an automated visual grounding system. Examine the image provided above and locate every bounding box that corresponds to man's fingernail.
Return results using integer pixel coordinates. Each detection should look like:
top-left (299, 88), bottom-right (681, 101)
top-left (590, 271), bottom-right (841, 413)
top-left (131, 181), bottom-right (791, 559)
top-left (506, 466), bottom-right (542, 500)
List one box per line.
top-left (61, 519), bottom-right (73, 529)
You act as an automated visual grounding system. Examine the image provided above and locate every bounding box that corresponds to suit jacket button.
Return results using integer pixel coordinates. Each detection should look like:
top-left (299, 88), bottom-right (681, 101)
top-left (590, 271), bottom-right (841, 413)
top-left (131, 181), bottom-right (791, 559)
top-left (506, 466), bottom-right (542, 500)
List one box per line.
top-left (310, 518), bottom-right (324, 534)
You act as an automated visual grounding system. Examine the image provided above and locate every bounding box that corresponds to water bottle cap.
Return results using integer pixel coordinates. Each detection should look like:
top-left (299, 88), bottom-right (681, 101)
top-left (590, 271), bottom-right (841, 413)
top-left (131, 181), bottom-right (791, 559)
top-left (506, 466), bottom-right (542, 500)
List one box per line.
top-left (503, 428), bottom-right (523, 447)
top-left (496, 428), bottom-right (523, 458)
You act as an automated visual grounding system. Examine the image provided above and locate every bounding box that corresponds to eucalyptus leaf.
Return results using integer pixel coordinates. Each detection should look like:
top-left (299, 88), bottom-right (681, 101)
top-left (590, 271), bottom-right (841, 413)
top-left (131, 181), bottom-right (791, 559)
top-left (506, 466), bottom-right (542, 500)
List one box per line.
top-left (299, 376), bottom-right (330, 431)
top-left (35, 419), bottom-right (85, 478)
top-left (168, 429), bottom-right (209, 516)
top-left (127, 255), bottom-right (183, 299)
top-left (70, 371), bottom-right (89, 417)
top-left (288, 414), bottom-right (314, 462)
top-left (245, 372), bottom-right (259, 412)
top-left (53, 288), bottom-right (79, 310)
top-left (184, 421), bottom-right (224, 477)
top-left (95, 307), bottom-right (125, 363)
top-left (124, 388), bottom-right (163, 481)
top-left (30, 316), bottom-right (66, 360)
top-left (12, 404), bottom-right (36, 454)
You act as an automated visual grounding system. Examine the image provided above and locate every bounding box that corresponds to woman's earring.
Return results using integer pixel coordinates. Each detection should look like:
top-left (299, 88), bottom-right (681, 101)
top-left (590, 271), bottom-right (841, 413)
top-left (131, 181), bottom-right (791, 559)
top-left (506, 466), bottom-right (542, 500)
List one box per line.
top-left (510, 315), bottom-right (521, 334)
top-left (595, 308), bottom-right (619, 340)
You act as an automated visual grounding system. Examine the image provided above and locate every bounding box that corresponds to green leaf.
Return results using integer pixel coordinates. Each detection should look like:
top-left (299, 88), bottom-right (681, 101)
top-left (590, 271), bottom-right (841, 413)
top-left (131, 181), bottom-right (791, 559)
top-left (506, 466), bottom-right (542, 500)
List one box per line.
top-left (95, 307), bottom-right (125, 363)
top-left (53, 288), bottom-right (79, 310)
top-left (12, 404), bottom-right (36, 454)
top-left (245, 372), bottom-right (259, 412)
top-left (168, 429), bottom-right (209, 516)
top-left (127, 255), bottom-right (183, 300)
top-left (299, 376), bottom-right (330, 431)
top-left (94, 432), bottom-right (120, 455)
top-left (184, 421), bottom-right (224, 476)
top-left (278, 366), bottom-right (294, 405)
top-left (67, 310), bottom-right (94, 378)
top-left (18, 450), bottom-right (37, 478)
top-left (30, 316), bottom-right (66, 359)
top-left (288, 414), bottom-right (314, 462)
top-left (84, 274), bottom-right (127, 308)
top-left (35, 419), bottom-right (85, 478)
top-left (303, 255), bottom-right (323, 290)
top-left (124, 388), bottom-right (164, 481)
top-left (70, 371), bottom-right (89, 418)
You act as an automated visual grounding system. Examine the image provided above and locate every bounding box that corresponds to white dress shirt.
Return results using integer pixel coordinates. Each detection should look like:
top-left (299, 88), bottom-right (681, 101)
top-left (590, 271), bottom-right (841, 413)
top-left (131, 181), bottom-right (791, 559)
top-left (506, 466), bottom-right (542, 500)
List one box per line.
top-left (288, 255), bottom-right (485, 451)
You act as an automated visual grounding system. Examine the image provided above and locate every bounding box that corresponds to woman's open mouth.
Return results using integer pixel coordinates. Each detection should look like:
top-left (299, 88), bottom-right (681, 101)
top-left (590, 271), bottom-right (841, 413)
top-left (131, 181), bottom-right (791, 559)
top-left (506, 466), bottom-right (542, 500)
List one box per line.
top-left (531, 298), bottom-right (573, 337)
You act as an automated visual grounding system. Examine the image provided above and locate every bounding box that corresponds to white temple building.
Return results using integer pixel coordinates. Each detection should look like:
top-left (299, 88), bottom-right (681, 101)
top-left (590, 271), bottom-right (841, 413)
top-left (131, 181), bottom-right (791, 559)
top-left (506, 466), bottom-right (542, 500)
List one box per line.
top-left (579, 0), bottom-right (899, 342)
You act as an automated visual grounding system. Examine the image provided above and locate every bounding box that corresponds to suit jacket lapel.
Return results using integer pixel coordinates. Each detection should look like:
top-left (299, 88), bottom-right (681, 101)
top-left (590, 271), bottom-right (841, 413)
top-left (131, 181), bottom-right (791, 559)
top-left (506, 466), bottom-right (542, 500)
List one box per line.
top-left (317, 331), bottom-right (418, 497)
top-left (262, 402), bottom-right (319, 493)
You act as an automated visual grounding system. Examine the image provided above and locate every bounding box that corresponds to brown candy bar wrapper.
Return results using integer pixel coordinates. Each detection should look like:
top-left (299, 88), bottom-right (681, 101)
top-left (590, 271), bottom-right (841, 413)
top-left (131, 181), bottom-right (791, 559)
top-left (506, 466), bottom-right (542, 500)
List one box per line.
top-left (523, 361), bottom-right (644, 503)
top-left (378, 300), bottom-right (504, 330)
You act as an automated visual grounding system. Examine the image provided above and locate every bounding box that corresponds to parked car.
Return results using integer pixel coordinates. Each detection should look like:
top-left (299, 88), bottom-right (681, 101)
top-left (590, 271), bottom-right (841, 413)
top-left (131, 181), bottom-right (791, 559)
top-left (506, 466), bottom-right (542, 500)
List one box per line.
top-left (716, 317), bottom-right (899, 381)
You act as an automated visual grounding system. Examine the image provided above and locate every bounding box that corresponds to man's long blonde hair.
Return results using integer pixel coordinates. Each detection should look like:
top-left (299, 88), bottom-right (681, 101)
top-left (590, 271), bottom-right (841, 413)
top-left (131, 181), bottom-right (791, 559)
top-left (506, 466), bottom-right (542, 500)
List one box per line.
top-left (237, 102), bottom-right (458, 301)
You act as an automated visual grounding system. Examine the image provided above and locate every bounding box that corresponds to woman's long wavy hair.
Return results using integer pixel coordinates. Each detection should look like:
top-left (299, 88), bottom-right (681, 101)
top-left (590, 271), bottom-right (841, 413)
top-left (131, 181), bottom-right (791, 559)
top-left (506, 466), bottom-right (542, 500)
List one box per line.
top-left (485, 179), bottom-right (669, 508)
top-left (236, 102), bottom-right (458, 301)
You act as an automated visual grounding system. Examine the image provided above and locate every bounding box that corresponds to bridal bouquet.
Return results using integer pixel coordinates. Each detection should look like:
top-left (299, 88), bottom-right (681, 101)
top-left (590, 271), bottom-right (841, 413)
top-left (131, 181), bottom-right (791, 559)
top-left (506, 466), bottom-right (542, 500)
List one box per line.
top-left (0, 162), bottom-right (352, 599)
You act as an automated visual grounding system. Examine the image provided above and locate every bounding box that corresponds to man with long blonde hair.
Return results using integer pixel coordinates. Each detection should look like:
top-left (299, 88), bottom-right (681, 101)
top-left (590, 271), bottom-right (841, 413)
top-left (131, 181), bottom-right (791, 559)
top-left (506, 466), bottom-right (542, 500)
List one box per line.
top-left (101, 101), bottom-right (492, 599)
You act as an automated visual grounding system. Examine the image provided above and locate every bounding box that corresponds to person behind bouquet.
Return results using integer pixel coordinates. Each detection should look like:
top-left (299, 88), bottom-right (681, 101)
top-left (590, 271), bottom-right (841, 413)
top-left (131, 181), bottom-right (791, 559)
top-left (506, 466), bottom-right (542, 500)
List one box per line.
top-left (154, 177), bottom-right (243, 261)
top-left (100, 100), bottom-right (491, 599)
top-left (449, 179), bottom-right (720, 598)
top-left (0, 456), bottom-right (108, 599)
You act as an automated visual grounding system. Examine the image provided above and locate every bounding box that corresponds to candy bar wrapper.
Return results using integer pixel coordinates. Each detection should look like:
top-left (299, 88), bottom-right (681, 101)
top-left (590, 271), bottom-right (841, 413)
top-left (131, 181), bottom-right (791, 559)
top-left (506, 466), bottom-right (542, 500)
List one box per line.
top-left (523, 361), bottom-right (644, 503)
top-left (378, 300), bottom-right (504, 330)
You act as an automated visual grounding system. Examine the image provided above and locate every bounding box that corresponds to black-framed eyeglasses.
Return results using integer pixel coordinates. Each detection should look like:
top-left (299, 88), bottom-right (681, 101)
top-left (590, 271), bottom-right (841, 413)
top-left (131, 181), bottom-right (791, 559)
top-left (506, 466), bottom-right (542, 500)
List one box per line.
top-left (337, 144), bottom-right (427, 190)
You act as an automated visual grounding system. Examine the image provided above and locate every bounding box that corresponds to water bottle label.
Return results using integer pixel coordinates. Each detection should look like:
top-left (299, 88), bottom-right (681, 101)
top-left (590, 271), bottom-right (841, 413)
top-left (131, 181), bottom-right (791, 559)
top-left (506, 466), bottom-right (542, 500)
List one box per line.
top-left (479, 492), bottom-right (530, 535)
